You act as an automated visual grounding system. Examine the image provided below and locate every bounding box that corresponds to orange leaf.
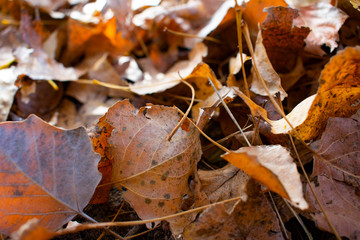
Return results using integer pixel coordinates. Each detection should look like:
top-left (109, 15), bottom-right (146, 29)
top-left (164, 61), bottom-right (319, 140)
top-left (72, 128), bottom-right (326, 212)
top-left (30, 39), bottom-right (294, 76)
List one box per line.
top-left (0, 115), bottom-right (101, 236)
top-left (243, 0), bottom-right (287, 35)
top-left (270, 46), bottom-right (360, 140)
top-left (222, 145), bottom-right (308, 209)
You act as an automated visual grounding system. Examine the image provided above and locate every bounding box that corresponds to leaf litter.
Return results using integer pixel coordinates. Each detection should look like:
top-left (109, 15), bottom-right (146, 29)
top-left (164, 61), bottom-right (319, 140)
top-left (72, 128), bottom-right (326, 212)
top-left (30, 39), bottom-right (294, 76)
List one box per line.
top-left (0, 0), bottom-right (359, 239)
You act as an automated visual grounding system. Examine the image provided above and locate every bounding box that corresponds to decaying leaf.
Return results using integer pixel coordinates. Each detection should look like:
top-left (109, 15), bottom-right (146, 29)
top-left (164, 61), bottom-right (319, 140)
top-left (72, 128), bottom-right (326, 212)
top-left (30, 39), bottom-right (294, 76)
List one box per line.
top-left (270, 46), bottom-right (360, 140)
top-left (261, 6), bottom-right (310, 73)
top-left (250, 30), bottom-right (288, 101)
top-left (222, 145), bottom-right (308, 209)
top-left (100, 100), bottom-right (202, 234)
top-left (305, 117), bottom-right (360, 239)
top-left (0, 115), bottom-right (101, 236)
top-left (183, 181), bottom-right (284, 240)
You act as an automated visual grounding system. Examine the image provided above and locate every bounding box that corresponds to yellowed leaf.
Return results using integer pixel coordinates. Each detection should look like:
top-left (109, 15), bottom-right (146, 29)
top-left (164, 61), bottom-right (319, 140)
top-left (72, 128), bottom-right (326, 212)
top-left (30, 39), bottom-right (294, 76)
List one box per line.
top-left (271, 46), bottom-right (360, 140)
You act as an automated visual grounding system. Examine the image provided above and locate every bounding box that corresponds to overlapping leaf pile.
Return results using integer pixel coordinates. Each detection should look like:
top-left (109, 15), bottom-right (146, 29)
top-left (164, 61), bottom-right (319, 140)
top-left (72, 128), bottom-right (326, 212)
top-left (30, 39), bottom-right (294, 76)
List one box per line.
top-left (0, 0), bottom-right (359, 239)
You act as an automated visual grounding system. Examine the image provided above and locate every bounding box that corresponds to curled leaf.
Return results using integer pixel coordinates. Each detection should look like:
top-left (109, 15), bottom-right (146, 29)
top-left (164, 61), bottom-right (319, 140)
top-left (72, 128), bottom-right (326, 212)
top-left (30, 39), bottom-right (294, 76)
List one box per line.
top-left (222, 145), bottom-right (308, 209)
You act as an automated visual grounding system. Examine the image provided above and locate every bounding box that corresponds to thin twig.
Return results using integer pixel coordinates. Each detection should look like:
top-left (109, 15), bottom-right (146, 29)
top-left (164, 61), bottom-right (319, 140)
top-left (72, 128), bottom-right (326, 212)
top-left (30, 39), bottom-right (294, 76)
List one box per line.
top-left (164, 27), bottom-right (221, 44)
top-left (55, 196), bottom-right (244, 236)
top-left (289, 134), bottom-right (340, 240)
top-left (283, 198), bottom-right (313, 240)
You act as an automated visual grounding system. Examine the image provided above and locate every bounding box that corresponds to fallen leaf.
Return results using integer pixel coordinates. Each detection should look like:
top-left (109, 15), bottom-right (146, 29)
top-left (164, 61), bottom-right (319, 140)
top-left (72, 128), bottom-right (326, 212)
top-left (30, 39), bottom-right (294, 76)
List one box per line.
top-left (0, 67), bottom-right (18, 122)
top-left (194, 86), bottom-right (237, 129)
top-left (184, 62), bottom-right (222, 100)
top-left (261, 6), bottom-right (310, 72)
top-left (11, 218), bottom-right (55, 240)
top-left (183, 180), bottom-right (284, 240)
top-left (304, 117), bottom-right (360, 238)
top-left (312, 117), bottom-right (360, 186)
top-left (0, 115), bottom-right (101, 236)
top-left (14, 47), bottom-right (79, 81)
top-left (250, 30), bottom-right (288, 101)
top-left (198, 164), bottom-right (249, 205)
top-left (242, 0), bottom-right (287, 39)
top-left (293, 2), bottom-right (348, 55)
top-left (130, 42), bottom-right (208, 95)
top-left (102, 100), bottom-right (202, 234)
top-left (222, 145), bottom-right (308, 209)
top-left (270, 46), bottom-right (360, 140)
top-left (306, 176), bottom-right (360, 239)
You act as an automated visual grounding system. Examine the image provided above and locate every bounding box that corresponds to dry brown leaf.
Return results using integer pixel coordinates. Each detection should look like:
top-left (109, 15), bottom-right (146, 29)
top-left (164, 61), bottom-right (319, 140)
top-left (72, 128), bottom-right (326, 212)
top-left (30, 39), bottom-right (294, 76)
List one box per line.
top-left (270, 46), bottom-right (360, 140)
top-left (222, 145), bottom-right (308, 209)
top-left (305, 117), bottom-right (360, 239)
top-left (130, 42), bottom-right (207, 95)
top-left (199, 164), bottom-right (249, 205)
top-left (194, 86), bottom-right (237, 129)
top-left (183, 181), bottom-right (284, 240)
top-left (250, 29), bottom-right (287, 100)
top-left (0, 115), bottom-right (101, 236)
top-left (101, 100), bottom-right (202, 234)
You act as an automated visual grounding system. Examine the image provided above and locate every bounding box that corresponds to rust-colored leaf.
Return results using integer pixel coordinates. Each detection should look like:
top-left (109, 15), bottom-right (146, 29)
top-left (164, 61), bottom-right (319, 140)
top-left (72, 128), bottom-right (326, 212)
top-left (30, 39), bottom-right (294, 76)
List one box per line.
top-left (0, 115), bottom-right (101, 236)
top-left (222, 145), bottom-right (308, 209)
top-left (261, 6), bottom-right (310, 73)
top-left (103, 100), bottom-right (202, 234)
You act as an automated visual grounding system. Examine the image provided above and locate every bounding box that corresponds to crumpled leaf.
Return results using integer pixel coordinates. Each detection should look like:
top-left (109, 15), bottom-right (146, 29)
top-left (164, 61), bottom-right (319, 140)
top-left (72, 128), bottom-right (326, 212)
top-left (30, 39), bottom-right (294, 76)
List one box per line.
top-left (0, 115), bottom-right (101, 236)
top-left (100, 100), bottom-right (202, 234)
top-left (222, 145), bottom-right (308, 209)
top-left (305, 117), bottom-right (360, 239)
top-left (293, 2), bottom-right (348, 56)
top-left (130, 42), bottom-right (207, 95)
top-left (270, 46), bottom-right (360, 140)
top-left (183, 181), bottom-right (284, 240)
top-left (250, 30), bottom-right (288, 101)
